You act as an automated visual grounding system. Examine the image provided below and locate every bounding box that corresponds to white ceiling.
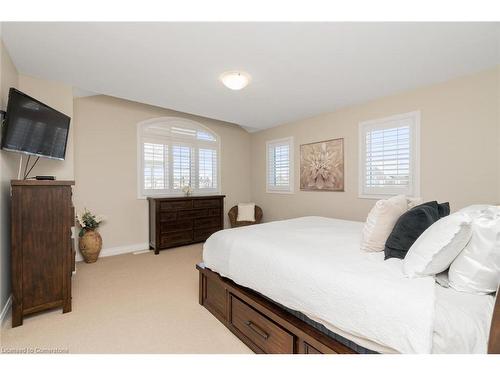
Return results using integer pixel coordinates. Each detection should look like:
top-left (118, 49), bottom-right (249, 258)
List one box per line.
top-left (2, 22), bottom-right (499, 131)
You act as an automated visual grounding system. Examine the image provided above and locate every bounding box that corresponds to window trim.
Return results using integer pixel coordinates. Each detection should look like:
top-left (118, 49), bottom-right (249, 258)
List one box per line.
top-left (358, 111), bottom-right (421, 199)
top-left (137, 117), bottom-right (221, 199)
top-left (266, 136), bottom-right (294, 194)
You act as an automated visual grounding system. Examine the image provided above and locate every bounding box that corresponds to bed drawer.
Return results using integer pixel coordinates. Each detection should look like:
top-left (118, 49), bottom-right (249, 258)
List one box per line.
top-left (229, 295), bottom-right (294, 354)
top-left (303, 342), bottom-right (323, 354)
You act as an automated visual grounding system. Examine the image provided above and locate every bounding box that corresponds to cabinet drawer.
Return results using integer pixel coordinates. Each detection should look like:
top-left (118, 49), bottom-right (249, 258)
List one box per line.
top-left (160, 212), bottom-right (177, 222)
top-left (208, 208), bottom-right (221, 217)
top-left (159, 230), bottom-right (193, 247)
top-left (193, 199), bottom-right (221, 209)
top-left (160, 219), bottom-right (193, 233)
top-left (230, 295), bottom-right (294, 354)
top-left (177, 209), bottom-right (208, 220)
top-left (193, 227), bottom-right (220, 242)
top-left (160, 200), bottom-right (192, 211)
top-left (194, 216), bottom-right (221, 229)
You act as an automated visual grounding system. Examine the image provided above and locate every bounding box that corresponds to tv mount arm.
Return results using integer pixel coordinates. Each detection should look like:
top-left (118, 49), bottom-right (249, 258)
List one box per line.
top-left (22, 155), bottom-right (41, 180)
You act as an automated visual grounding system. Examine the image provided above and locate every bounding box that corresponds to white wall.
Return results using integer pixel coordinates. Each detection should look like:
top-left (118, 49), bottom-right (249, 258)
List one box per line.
top-left (0, 37), bottom-right (19, 317)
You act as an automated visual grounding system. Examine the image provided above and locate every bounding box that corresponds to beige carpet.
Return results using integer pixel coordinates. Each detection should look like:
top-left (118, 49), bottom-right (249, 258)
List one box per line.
top-left (0, 244), bottom-right (252, 354)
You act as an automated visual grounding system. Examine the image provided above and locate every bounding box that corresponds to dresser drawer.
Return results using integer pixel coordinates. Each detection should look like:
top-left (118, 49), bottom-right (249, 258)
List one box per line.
top-left (159, 230), bottom-right (193, 248)
top-left (193, 199), bottom-right (221, 209)
top-left (160, 200), bottom-right (192, 211)
top-left (193, 227), bottom-right (220, 242)
top-left (160, 219), bottom-right (193, 233)
top-left (208, 208), bottom-right (221, 217)
top-left (177, 209), bottom-right (208, 220)
top-left (160, 212), bottom-right (177, 222)
top-left (194, 216), bottom-right (221, 229)
top-left (230, 295), bottom-right (294, 354)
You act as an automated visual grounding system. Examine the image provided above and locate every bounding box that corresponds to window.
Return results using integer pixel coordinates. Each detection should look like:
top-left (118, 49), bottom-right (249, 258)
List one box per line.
top-left (267, 137), bottom-right (294, 193)
top-left (138, 117), bottom-right (220, 198)
top-left (359, 111), bottom-right (420, 198)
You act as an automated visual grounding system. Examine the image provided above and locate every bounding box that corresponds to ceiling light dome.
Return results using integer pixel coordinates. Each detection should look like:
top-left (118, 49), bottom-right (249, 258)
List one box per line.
top-left (220, 71), bottom-right (251, 90)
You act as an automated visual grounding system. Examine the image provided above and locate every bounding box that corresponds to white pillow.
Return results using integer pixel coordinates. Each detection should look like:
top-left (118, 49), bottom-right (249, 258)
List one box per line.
top-left (237, 203), bottom-right (256, 222)
top-left (458, 204), bottom-right (500, 219)
top-left (407, 197), bottom-right (423, 209)
top-left (448, 209), bottom-right (500, 295)
top-left (360, 195), bottom-right (408, 252)
top-left (403, 212), bottom-right (472, 277)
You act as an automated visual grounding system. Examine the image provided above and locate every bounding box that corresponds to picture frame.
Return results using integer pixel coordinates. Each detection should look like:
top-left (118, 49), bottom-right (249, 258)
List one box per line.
top-left (300, 138), bottom-right (344, 191)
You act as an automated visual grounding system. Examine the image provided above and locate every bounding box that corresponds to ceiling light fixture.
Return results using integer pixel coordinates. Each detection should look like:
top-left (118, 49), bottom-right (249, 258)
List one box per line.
top-left (220, 71), bottom-right (251, 90)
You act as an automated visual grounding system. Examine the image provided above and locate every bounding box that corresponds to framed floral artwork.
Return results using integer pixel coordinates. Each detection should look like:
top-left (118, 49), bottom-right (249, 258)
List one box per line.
top-left (300, 138), bottom-right (344, 191)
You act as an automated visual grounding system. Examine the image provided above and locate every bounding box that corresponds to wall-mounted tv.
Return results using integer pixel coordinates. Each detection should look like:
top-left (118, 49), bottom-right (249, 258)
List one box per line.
top-left (1, 88), bottom-right (71, 160)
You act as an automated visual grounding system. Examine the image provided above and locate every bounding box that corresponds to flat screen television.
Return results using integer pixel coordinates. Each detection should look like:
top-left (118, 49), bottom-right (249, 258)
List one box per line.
top-left (1, 88), bottom-right (70, 160)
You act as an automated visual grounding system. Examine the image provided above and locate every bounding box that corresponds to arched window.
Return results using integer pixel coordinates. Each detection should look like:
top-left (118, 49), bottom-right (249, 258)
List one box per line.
top-left (137, 117), bottom-right (220, 198)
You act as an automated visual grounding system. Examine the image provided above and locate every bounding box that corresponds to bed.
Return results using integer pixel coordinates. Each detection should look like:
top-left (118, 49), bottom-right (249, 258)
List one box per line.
top-left (199, 216), bottom-right (499, 354)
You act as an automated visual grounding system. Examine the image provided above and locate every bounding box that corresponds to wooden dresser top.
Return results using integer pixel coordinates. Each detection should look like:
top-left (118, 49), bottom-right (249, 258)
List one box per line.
top-left (147, 195), bottom-right (225, 201)
top-left (11, 180), bottom-right (75, 186)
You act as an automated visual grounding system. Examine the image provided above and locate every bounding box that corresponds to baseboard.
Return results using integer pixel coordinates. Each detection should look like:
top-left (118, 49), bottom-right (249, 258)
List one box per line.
top-left (0, 295), bottom-right (12, 327)
top-left (75, 242), bottom-right (150, 262)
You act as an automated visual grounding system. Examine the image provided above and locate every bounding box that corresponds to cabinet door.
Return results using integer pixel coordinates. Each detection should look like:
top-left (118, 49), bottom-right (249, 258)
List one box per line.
top-left (21, 187), bottom-right (65, 309)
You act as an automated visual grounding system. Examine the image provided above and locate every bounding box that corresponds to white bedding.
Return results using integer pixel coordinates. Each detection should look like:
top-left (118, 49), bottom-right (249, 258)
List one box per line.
top-left (203, 216), bottom-right (495, 354)
top-left (433, 285), bottom-right (494, 353)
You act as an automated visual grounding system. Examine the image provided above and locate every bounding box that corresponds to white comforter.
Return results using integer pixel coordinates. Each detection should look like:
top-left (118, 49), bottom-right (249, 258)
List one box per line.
top-left (203, 216), bottom-right (437, 354)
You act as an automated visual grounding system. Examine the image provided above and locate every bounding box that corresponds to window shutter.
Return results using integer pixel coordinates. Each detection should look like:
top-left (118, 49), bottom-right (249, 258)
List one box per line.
top-left (365, 125), bottom-right (410, 188)
top-left (138, 118), bottom-right (220, 197)
top-left (359, 112), bottom-right (420, 197)
top-left (143, 143), bottom-right (166, 190)
top-left (267, 138), bottom-right (293, 192)
top-left (198, 148), bottom-right (217, 189)
top-left (172, 145), bottom-right (192, 189)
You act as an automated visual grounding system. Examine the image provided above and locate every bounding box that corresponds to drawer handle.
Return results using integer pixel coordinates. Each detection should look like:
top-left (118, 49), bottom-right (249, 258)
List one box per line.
top-left (244, 320), bottom-right (269, 340)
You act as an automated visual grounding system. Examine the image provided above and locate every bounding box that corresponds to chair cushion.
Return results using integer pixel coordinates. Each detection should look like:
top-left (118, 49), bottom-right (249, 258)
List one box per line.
top-left (237, 203), bottom-right (256, 222)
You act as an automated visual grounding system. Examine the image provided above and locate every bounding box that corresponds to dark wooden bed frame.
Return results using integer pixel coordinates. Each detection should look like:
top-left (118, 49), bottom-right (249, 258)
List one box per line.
top-left (197, 263), bottom-right (500, 354)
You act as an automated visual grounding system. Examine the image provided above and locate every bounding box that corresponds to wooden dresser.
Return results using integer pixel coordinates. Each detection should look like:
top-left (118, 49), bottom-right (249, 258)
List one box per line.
top-left (11, 180), bottom-right (75, 327)
top-left (148, 195), bottom-right (225, 254)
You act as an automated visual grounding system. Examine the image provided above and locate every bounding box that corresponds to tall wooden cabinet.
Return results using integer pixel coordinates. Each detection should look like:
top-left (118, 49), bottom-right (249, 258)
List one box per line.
top-left (11, 180), bottom-right (75, 327)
